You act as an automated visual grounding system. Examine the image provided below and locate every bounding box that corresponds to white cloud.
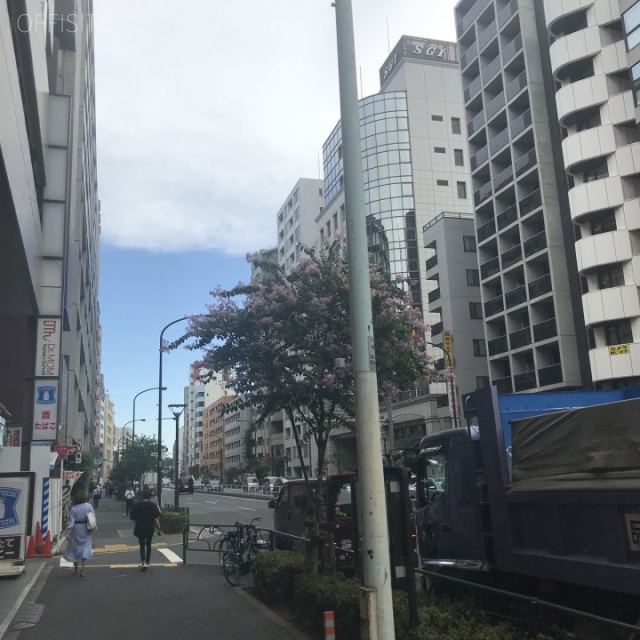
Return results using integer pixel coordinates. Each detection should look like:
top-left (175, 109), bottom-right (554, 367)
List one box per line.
top-left (94, 0), bottom-right (457, 255)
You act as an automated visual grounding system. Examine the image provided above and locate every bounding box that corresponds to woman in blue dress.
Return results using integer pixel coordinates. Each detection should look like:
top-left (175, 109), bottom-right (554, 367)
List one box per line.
top-left (63, 490), bottom-right (95, 577)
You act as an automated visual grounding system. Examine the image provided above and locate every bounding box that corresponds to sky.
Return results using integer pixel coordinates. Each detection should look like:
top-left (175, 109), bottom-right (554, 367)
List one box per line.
top-left (94, 0), bottom-right (458, 447)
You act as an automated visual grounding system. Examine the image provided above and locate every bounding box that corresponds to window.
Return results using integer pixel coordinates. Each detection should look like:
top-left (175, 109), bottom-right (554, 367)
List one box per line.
top-left (624, 3), bottom-right (640, 51)
top-left (432, 115), bottom-right (443, 121)
top-left (591, 210), bottom-right (616, 235)
top-left (476, 376), bottom-right (490, 389)
top-left (463, 235), bottom-right (476, 252)
top-left (466, 269), bottom-right (480, 286)
top-left (454, 149), bottom-right (464, 166)
top-left (451, 117), bottom-right (461, 134)
top-left (457, 181), bottom-right (467, 199)
top-left (604, 320), bottom-right (633, 346)
top-left (318, 188), bottom-right (323, 196)
top-left (436, 179), bottom-right (449, 186)
top-left (473, 339), bottom-right (487, 356)
top-left (597, 265), bottom-right (624, 289)
top-left (434, 147), bottom-right (446, 153)
top-left (469, 302), bottom-right (483, 319)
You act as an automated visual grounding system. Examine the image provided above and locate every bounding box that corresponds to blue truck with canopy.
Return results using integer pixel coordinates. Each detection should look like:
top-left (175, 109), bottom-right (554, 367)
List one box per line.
top-left (414, 386), bottom-right (640, 598)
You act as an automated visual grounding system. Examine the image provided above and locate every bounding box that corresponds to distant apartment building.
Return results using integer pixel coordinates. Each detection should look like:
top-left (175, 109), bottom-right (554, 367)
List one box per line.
top-left (276, 178), bottom-right (325, 271)
top-left (101, 393), bottom-right (116, 481)
top-left (202, 395), bottom-right (234, 480)
top-left (454, 0), bottom-right (592, 393)
top-left (543, 0), bottom-right (640, 387)
top-left (0, 2), bottom-right (101, 473)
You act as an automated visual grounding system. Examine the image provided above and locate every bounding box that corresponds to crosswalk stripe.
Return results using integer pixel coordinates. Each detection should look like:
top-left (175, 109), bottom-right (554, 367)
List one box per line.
top-left (60, 558), bottom-right (178, 569)
top-left (157, 547), bottom-right (183, 563)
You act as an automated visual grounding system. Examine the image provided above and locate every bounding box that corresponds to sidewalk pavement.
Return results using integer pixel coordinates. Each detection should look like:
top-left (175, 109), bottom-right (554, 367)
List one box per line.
top-left (0, 494), bottom-right (309, 640)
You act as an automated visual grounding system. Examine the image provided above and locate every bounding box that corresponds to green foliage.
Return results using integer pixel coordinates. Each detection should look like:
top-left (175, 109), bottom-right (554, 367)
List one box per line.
top-left (110, 436), bottom-right (158, 494)
top-left (250, 553), bottom-right (574, 640)
top-left (252, 551), bottom-right (306, 604)
top-left (159, 509), bottom-right (188, 534)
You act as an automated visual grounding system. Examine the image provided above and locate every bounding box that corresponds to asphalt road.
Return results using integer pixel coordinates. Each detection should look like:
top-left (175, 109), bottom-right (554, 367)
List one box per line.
top-left (2, 493), bottom-right (308, 640)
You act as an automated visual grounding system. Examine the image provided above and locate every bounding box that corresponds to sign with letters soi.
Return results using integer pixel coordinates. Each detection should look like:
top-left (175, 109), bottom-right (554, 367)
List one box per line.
top-left (0, 472), bottom-right (35, 576)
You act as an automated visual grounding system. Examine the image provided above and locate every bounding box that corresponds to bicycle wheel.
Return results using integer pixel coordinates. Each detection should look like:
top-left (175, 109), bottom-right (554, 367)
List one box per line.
top-left (216, 535), bottom-right (237, 566)
top-left (222, 553), bottom-right (242, 587)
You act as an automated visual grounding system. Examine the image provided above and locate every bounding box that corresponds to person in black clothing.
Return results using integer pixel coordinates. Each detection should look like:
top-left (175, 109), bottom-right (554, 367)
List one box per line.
top-left (130, 487), bottom-right (161, 571)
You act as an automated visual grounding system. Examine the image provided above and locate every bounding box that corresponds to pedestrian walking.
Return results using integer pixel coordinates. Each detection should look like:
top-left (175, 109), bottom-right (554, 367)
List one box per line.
top-left (130, 487), bottom-right (161, 571)
top-left (149, 487), bottom-right (162, 536)
top-left (92, 484), bottom-right (101, 508)
top-left (124, 486), bottom-right (135, 517)
top-left (63, 490), bottom-right (95, 577)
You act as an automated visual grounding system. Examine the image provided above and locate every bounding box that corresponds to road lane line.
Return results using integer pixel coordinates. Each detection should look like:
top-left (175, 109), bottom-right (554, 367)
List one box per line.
top-left (237, 506), bottom-right (256, 511)
top-left (158, 547), bottom-right (183, 563)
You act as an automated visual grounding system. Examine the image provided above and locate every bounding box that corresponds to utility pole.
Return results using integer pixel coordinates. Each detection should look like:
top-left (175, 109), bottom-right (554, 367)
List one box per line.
top-left (333, 1), bottom-right (395, 637)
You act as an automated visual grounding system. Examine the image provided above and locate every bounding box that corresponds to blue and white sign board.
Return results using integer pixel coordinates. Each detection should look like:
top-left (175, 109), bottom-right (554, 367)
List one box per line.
top-left (0, 472), bottom-right (35, 576)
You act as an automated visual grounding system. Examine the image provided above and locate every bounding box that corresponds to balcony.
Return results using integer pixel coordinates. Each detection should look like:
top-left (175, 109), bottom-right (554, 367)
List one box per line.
top-left (460, 41), bottom-right (478, 69)
top-left (467, 108), bottom-right (485, 135)
top-left (493, 166), bottom-right (513, 192)
top-left (533, 318), bottom-right (557, 341)
top-left (510, 109), bottom-right (532, 139)
top-left (523, 230), bottom-right (547, 257)
top-left (456, 0), bottom-right (486, 36)
top-left (477, 218), bottom-right (496, 243)
top-left (506, 70), bottom-right (527, 101)
top-left (482, 55), bottom-right (502, 84)
top-left (471, 144), bottom-right (489, 171)
top-left (481, 256), bottom-right (501, 279)
top-left (528, 273), bottom-right (552, 299)
top-left (509, 326), bottom-right (531, 349)
top-left (478, 22), bottom-right (498, 50)
top-left (494, 376), bottom-right (513, 393)
top-left (484, 294), bottom-right (504, 317)
top-left (428, 288), bottom-right (441, 303)
top-left (505, 283), bottom-right (527, 308)
top-left (514, 370), bottom-right (537, 391)
top-left (474, 181), bottom-right (493, 206)
top-left (426, 254), bottom-right (438, 270)
top-left (488, 334), bottom-right (508, 355)
top-left (501, 244), bottom-right (522, 269)
top-left (431, 322), bottom-right (443, 336)
top-left (539, 363), bottom-right (563, 386)
top-left (489, 128), bottom-right (510, 156)
top-left (497, 203), bottom-right (518, 230)
top-left (502, 33), bottom-right (522, 64)
top-left (498, 0), bottom-right (518, 27)
top-left (519, 189), bottom-right (542, 216)
top-left (515, 148), bottom-right (537, 176)
top-left (485, 92), bottom-right (506, 121)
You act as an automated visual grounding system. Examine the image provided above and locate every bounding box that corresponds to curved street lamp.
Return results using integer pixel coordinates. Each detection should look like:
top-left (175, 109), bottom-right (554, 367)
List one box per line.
top-left (121, 418), bottom-right (145, 449)
top-left (133, 386), bottom-right (165, 443)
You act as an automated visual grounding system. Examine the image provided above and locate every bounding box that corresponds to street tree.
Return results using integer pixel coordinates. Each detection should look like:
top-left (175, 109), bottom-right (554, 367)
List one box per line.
top-left (110, 435), bottom-right (158, 493)
top-left (170, 241), bottom-right (433, 570)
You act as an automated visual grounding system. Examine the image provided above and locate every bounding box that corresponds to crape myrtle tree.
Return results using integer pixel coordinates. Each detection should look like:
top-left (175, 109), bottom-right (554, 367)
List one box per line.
top-left (169, 241), bottom-right (433, 571)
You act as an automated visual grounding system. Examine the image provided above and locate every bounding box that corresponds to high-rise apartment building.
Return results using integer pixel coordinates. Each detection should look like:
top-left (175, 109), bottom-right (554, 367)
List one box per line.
top-left (455, 0), bottom-right (591, 393)
top-left (0, 2), bottom-right (101, 471)
top-left (544, 0), bottom-right (640, 387)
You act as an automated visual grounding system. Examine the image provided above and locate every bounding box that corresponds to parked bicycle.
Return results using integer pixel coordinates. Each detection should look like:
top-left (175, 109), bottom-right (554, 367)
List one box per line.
top-left (221, 517), bottom-right (266, 586)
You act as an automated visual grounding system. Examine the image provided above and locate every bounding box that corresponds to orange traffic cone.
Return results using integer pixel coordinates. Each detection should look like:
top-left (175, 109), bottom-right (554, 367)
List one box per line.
top-left (26, 535), bottom-right (37, 559)
top-left (34, 522), bottom-right (43, 555)
top-left (41, 531), bottom-right (53, 558)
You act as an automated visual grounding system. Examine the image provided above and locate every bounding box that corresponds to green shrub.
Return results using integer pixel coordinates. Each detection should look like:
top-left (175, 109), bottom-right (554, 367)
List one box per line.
top-left (159, 510), bottom-right (187, 534)
top-left (253, 551), bottom-right (306, 604)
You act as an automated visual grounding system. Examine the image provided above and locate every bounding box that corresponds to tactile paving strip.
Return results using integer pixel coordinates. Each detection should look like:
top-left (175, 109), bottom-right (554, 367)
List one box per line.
top-left (9, 603), bottom-right (44, 631)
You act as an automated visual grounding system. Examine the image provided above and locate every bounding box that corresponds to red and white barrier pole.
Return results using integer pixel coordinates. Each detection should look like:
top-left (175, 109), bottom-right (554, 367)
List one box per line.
top-left (324, 610), bottom-right (335, 640)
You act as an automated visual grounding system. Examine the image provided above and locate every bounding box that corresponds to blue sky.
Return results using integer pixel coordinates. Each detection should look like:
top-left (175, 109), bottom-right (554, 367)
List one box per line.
top-left (94, 0), bottom-right (457, 449)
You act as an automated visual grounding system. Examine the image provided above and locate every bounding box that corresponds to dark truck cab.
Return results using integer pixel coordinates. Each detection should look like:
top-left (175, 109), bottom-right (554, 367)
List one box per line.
top-left (415, 386), bottom-right (640, 596)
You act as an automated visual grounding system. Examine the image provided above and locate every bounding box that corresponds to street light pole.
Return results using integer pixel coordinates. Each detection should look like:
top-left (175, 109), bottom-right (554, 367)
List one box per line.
top-left (334, 1), bottom-right (394, 636)
top-left (425, 341), bottom-right (459, 429)
top-left (133, 386), bottom-right (165, 445)
top-left (169, 404), bottom-right (186, 508)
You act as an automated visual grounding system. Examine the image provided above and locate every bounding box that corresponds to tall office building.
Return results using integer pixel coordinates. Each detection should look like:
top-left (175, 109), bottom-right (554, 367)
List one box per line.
top-left (0, 1), bottom-right (101, 470)
top-left (544, 0), bottom-right (640, 387)
top-left (454, 0), bottom-right (591, 393)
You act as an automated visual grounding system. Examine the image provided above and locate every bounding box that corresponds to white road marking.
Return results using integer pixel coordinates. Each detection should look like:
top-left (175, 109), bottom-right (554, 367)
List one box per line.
top-left (158, 547), bottom-right (183, 563)
top-left (237, 506), bottom-right (256, 511)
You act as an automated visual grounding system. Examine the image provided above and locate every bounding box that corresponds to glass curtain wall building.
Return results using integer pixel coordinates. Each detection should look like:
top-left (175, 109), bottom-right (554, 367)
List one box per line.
top-left (323, 92), bottom-right (421, 304)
